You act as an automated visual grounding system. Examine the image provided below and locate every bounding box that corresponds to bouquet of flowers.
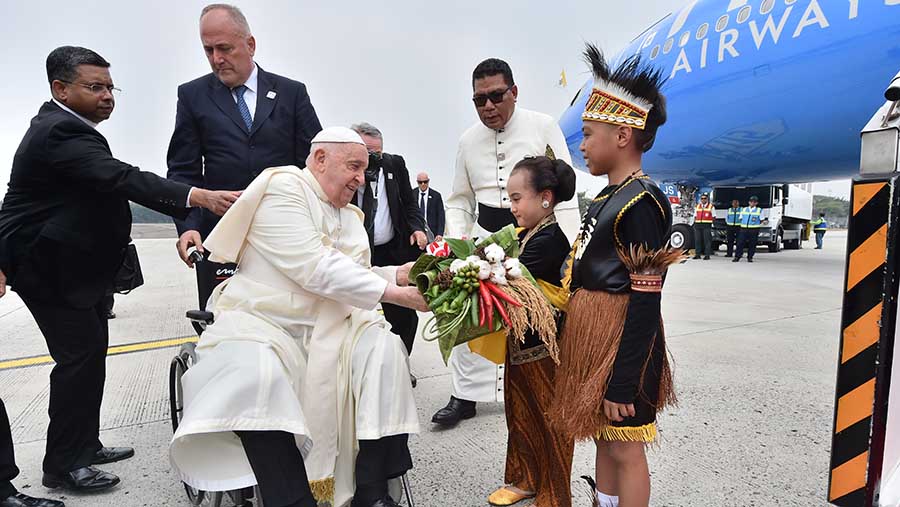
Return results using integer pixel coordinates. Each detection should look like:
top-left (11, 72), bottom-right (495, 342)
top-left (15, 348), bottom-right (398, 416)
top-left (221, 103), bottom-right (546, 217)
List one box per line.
top-left (410, 224), bottom-right (558, 363)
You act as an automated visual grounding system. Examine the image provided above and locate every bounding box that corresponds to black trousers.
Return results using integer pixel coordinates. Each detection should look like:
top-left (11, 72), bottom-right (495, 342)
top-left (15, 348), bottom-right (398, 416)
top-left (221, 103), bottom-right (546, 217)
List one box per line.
top-left (354, 435), bottom-right (413, 505)
top-left (372, 242), bottom-right (419, 355)
top-left (194, 252), bottom-right (237, 311)
top-left (693, 223), bottom-right (712, 256)
top-left (735, 229), bottom-right (760, 260)
top-left (726, 225), bottom-right (740, 256)
top-left (236, 431), bottom-right (316, 507)
top-left (19, 296), bottom-right (108, 474)
top-left (0, 399), bottom-right (19, 499)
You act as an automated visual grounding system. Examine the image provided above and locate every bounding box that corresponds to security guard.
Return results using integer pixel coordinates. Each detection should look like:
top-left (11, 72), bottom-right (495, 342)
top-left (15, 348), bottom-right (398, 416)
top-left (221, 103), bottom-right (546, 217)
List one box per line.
top-left (724, 199), bottom-right (741, 257)
top-left (693, 192), bottom-right (714, 260)
top-left (812, 212), bottom-right (827, 249)
top-left (733, 195), bottom-right (763, 263)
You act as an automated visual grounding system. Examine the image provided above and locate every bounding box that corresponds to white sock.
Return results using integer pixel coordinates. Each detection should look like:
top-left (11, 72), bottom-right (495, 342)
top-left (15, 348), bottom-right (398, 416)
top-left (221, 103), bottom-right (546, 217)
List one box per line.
top-left (596, 489), bottom-right (619, 507)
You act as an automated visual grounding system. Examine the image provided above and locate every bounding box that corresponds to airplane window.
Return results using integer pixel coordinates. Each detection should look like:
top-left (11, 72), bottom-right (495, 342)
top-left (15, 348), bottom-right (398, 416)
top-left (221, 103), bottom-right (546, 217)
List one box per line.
top-left (679, 31), bottom-right (691, 47)
top-left (663, 38), bottom-right (674, 54)
top-left (760, 0), bottom-right (775, 15)
top-left (737, 5), bottom-right (752, 23)
top-left (715, 14), bottom-right (729, 32)
top-left (696, 23), bottom-right (709, 40)
top-left (650, 45), bottom-right (660, 59)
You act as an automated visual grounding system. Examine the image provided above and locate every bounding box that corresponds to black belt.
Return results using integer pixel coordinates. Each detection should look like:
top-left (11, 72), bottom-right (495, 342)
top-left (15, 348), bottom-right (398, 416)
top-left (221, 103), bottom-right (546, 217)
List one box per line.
top-left (477, 203), bottom-right (517, 233)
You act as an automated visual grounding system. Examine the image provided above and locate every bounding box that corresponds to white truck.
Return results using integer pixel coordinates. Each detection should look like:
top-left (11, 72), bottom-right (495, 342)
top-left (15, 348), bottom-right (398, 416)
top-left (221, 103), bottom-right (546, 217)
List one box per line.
top-left (667, 184), bottom-right (813, 253)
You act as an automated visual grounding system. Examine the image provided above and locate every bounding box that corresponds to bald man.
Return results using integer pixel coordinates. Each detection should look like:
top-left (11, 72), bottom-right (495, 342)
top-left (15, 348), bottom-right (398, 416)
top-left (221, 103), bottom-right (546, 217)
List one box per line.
top-left (416, 172), bottom-right (445, 240)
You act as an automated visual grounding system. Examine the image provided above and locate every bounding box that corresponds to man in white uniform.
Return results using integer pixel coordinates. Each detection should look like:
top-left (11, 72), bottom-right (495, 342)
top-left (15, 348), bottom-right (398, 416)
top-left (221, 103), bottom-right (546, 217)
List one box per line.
top-left (432, 58), bottom-right (579, 426)
top-left (169, 127), bottom-right (425, 507)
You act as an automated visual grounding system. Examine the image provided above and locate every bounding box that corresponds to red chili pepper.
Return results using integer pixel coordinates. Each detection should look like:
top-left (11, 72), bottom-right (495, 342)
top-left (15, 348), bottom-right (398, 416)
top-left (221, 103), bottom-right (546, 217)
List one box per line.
top-left (492, 294), bottom-right (513, 328)
top-left (483, 281), bottom-right (522, 307)
top-left (480, 281), bottom-right (494, 330)
top-left (478, 289), bottom-right (486, 327)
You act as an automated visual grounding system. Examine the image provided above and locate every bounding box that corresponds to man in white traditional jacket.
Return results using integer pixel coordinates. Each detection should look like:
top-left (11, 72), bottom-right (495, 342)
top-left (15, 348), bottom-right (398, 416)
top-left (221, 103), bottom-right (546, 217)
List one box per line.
top-left (432, 58), bottom-right (579, 426)
top-left (169, 127), bottom-right (426, 507)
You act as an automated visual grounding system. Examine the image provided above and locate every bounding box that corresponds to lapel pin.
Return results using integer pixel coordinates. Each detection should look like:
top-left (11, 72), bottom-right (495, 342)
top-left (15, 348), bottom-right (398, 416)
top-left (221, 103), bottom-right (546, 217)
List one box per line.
top-left (266, 91), bottom-right (277, 99)
top-left (388, 173), bottom-right (394, 180)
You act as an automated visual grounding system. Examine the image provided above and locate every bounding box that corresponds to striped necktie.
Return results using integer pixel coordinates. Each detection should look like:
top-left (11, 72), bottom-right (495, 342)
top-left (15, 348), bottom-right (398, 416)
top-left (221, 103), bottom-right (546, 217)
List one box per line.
top-left (233, 85), bottom-right (253, 131)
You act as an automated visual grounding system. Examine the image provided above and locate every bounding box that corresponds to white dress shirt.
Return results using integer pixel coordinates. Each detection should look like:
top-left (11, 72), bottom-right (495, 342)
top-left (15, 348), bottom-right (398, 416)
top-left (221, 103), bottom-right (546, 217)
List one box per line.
top-left (445, 107), bottom-right (573, 238)
top-left (231, 64), bottom-right (258, 120)
top-left (372, 169), bottom-right (394, 246)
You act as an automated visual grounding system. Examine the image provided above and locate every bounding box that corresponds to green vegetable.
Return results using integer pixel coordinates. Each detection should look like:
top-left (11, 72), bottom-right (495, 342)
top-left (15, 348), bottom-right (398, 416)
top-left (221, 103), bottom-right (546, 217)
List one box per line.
top-left (469, 292), bottom-right (479, 327)
top-left (430, 288), bottom-right (456, 308)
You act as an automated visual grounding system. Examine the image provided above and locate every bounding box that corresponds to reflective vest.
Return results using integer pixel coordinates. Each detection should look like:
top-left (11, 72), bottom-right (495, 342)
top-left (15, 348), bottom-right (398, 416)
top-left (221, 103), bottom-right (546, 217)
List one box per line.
top-left (725, 207), bottom-right (741, 226)
top-left (812, 217), bottom-right (827, 232)
top-left (694, 203), bottom-right (714, 224)
top-left (740, 207), bottom-right (763, 228)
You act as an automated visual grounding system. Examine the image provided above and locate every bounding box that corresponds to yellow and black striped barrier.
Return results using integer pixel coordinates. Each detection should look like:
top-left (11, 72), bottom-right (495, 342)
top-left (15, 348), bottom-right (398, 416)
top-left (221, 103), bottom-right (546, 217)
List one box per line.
top-left (829, 177), bottom-right (895, 506)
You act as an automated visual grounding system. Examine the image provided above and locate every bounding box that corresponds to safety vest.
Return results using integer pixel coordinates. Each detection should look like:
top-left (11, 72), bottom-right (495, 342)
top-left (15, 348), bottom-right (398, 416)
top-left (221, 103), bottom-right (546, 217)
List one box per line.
top-left (812, 217), bottom-right (827, 232)
top-left (740, 207), bottom-right (763, 228)
top-left (725, 207), bottom-right (741, 226)
top-left (694, 203), bottom-right (714, 224)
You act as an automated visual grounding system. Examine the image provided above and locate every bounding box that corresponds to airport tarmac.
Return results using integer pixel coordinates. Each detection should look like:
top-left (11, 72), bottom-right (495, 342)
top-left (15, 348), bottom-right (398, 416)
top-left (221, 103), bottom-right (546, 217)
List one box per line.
top-left (0, 227), bottom-right (847, 506)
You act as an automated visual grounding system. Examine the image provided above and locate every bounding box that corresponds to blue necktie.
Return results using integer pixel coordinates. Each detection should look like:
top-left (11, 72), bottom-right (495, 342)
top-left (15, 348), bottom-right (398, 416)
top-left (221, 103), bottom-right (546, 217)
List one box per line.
top-left (233, 85), bottom-right (253, 131)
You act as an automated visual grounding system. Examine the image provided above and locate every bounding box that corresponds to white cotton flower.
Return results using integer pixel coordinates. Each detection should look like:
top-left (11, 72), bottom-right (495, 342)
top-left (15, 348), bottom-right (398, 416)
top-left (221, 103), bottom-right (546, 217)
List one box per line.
top-left (465, 255), bottom-right (482, 266)
top-left (490, 265), bottom-right (508, 285)
top-left (504, 258), bottom-right (522, 279)
top-left (449, 259), bottom-right (468, 273)
top-left (484, 244), bottom-right (506, 263)
top-left (477, 260), bottom-right (492, 280)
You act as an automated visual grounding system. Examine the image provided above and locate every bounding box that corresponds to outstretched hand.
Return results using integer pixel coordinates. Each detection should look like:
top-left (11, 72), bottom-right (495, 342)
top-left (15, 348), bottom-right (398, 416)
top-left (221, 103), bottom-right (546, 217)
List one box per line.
top-left (396, 261), bottom-right (415, 286)
top-left (177, 231), bottom-right (204, 267)
top-left (410, 230), bottom-right (427, 250)
top-left (382, 285), bottom-right (429, 312)
top-left (190, 189), bottom-right (242, 216)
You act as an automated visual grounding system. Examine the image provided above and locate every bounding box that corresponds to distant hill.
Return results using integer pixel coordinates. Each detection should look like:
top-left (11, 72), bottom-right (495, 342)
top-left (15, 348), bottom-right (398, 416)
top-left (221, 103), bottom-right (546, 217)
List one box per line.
top-left (813, 195), bottom-right (850, 228)
top-left (130, 202), bottom-right (171, 224)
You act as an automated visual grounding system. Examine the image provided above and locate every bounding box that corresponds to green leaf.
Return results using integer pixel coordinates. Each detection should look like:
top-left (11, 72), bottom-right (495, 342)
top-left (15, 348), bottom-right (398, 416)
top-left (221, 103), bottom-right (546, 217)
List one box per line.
top-left (409, 254), bottom-right (439, 281)
top-left (444, 238), bottom-right (476, 259)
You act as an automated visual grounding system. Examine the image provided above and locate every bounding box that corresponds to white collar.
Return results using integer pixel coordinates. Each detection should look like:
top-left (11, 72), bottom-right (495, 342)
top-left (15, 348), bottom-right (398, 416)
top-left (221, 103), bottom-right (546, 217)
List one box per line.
top-left (52, 98), bottom-right (98, 129)
top-left (241, 63), bottom-right (259, 94)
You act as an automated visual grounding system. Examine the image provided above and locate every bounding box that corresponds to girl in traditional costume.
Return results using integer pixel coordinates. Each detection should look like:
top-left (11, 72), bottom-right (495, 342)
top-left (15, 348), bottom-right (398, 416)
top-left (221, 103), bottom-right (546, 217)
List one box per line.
top-left (487, 155), bottom-right (576, 507)
top-left (550, 45), bottom-right (681, 507)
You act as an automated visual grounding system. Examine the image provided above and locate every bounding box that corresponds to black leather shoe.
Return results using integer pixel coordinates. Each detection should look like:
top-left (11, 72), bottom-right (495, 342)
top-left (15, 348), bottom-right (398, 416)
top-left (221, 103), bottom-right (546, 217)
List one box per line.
top-left (732, 257), bottom-right (740, 262)
top-left (431, 396), bottom-right (476, 426)
top-left (42, 466), bottom-right (120, 492)
top-left (692, 255), bottom-right (700, 259)
top-left (91, 446), bottom-right (134, 465)
top-left (0, 493), bottom-right (64, 507)
top-left (703, 256), bottom-right (710, 260)
top-left (748, 258), bottom-right (754, 263)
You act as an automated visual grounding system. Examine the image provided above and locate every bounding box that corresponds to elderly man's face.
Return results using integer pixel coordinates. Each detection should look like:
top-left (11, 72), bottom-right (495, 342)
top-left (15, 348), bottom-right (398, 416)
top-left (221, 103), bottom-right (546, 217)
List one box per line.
top-left (473, 74), bottom-right (517, 131)
top-left (417, 172), bottom-right (430, 192)
top-left (200, 9), bottom-right (256, 89)
top-left (312, 144), bottom-right (369, 208)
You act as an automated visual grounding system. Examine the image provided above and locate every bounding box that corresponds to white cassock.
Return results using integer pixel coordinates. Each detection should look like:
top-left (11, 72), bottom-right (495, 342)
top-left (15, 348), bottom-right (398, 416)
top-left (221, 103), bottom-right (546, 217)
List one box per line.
top-left (169, 166), bottom-right (419, 507)
top-left (445, 107), bottom-right (578, 402)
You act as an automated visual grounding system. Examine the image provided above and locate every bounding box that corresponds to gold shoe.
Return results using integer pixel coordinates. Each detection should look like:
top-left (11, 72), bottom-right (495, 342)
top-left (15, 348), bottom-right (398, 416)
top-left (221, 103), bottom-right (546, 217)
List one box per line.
top-left (488, 486), bottom-right (535, 506)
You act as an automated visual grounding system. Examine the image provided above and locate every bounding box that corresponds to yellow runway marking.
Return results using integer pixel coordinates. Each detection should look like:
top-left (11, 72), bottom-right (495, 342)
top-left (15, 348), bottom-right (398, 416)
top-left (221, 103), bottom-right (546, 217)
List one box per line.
top-left (0, 336), bottom-right (199, 371)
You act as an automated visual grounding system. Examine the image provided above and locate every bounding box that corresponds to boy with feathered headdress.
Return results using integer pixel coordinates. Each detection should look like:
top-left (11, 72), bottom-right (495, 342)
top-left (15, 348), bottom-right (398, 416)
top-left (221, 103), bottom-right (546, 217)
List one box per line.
top-left (550, 44), bottom-right (682, 507)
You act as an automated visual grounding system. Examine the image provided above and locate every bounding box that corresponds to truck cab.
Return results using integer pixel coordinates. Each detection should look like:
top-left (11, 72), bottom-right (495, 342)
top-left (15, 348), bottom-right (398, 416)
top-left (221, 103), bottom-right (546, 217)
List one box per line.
top-left (711, 185), bottom-right (813, 252)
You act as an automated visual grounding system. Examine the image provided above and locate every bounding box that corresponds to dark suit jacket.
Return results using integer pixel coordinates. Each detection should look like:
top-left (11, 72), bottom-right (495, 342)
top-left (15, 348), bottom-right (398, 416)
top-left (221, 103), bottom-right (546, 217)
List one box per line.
top-left (418, 187), bottom-right (445, 238)
top-left (358, 153), bottom-right (427, 260)
top-left (166, 65), bottom-right (322, 237)
top-left (0, 101), bottom-right (192, 309)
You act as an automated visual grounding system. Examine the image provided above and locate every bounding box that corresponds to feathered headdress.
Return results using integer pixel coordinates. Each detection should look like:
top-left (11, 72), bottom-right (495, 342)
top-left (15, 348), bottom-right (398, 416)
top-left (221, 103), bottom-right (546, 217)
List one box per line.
top-left (581, 43), bottom-right (666, 131)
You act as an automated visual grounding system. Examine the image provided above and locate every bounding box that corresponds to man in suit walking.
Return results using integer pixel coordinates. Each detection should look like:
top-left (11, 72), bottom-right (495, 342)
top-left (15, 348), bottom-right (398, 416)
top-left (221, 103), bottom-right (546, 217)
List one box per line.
top-left (415, 172), bottom-right (445, 241)
top-left (168, 3), bottom-right (322, 309)
top-left (351, 123), bottom-right (428, 357)
top-left (0, 46), bottom-right (237, 494)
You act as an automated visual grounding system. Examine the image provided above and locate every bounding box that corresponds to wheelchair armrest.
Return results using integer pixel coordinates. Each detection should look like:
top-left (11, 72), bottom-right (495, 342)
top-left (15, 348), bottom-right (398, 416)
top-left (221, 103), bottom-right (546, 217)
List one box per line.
top-left (185, 310), bottom-right (214, 324)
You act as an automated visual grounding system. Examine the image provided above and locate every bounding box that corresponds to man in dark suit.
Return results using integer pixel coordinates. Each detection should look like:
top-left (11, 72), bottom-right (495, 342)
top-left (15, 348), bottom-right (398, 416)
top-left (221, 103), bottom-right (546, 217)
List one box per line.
top-left (351, 123), bottom-right (427, 356)
top-left (167, 4), bottom-right (322, 309)
top-left (0, 46), bottom-right (237, 496)
top-left (415, 172), bottom-right (445, 241)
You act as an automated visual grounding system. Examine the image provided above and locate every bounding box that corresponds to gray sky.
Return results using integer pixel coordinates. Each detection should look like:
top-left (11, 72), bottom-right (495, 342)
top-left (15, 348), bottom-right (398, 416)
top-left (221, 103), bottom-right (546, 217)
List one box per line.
top-left (0, 0), bottom-right (850, 199)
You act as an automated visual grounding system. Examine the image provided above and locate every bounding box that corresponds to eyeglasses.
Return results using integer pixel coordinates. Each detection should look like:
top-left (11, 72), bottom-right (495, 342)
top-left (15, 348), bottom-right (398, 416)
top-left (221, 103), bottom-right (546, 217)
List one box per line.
top-left (60, 81), bottom-right (122, 95)
top-left (472, 86), bottom-right (511, 107)
top-left (417, 179), bottom-right (429, 184)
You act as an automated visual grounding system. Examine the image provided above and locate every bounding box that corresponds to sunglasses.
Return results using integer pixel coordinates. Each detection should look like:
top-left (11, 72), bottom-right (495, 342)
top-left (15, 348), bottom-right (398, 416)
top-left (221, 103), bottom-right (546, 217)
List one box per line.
top-left (417, 180), bottom-right (430, 184)
top-left (472, 86), bottom-right (511, 107)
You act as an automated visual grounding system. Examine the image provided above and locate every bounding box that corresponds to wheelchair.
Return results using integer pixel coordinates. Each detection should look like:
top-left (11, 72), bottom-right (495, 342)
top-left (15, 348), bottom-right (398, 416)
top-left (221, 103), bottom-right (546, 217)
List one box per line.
top-left (168, 252), bottom-right (415, 506)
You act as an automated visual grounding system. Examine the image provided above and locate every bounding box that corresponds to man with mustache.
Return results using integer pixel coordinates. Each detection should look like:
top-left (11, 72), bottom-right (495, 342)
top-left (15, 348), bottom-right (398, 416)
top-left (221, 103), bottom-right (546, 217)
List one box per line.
top-left (167, 3), bottom-right (322, 309)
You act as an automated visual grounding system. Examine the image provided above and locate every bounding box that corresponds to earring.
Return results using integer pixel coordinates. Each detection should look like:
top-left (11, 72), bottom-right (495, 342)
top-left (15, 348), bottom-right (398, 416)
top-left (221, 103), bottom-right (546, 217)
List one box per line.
top-left (542, 200), bottom-right (550, 209)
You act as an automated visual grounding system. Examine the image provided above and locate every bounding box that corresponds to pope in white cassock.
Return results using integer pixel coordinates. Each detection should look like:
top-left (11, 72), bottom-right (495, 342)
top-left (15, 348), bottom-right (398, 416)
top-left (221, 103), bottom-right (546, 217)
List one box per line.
top-left (169, 127), bottom-right (426, 507)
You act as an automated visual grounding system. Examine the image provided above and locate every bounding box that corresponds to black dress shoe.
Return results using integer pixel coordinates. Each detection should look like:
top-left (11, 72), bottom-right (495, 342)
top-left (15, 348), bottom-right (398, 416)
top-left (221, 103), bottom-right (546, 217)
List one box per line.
top-left (703, 256), bottom-right (710, 260)
top-left (748, 258), bottom-right (754, 263)
top-left (431, 396), bottom-right (476, 426)
top-left (732, 257), bottom-right (740, 262)
top-left (91, 446), bottom-right (134, 465)
top-left (0, 493), bottom-right (64, 507)
top-left (42, 466), bottom-right (120, 492)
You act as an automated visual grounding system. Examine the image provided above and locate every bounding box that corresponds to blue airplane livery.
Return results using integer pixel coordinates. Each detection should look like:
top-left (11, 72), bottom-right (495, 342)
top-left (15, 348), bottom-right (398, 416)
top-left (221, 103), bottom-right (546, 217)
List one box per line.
top-left (559, 0), bottom-right (900, 188)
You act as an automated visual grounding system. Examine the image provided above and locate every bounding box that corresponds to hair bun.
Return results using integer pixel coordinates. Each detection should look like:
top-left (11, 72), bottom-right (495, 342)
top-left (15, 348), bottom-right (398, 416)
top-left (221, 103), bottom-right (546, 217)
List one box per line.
top-left (552, 159), bottom-right (576, 202)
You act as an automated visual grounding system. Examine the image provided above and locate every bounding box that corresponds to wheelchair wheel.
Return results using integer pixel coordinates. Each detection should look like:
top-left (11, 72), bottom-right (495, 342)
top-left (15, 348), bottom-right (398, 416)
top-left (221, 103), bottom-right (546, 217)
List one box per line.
top-left (169, 344), bottom-right (206, 505)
